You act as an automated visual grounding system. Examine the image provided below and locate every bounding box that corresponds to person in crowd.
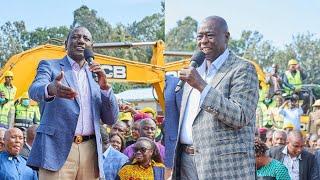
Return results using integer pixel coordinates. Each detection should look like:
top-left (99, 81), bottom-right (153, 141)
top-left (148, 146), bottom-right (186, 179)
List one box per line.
top-left (0, 127), bottom-right (6, 152)
top-left (110, 121), bottom-right (129, 138)
top-left (257, 95), bottom-right (277, 128)
top-left (164, 75), bottom-right (183, 179)
top-left (282, 59), bottom-right (307, 94)
top-left (173, 16), bottom-right (258, 179)
top-left (270, 95), bottom-right (285, 128)
top-left (0, 91), bottom-right (15, 129)
top-left (310, 99), bottom-right (320, 134)
top-left (117, 137), bottom-right (165, 180)
top-left (101, 127), bottom-right (128, 180)
top-left (266, 64), bottom-right (282, 97)
top-left (268, 130), bottom-right (319, 180)
top-left (307, 134), bottom-right (318, 154)
top-left (282, 59), bottom-right (309, 113)
top-left (255, 138), bottom-right (290, 180)
top-left (272, 130), bottom-right (287, 147)
top-left (124, 118), bottom-right (165, 160)
top-left (118, 112), bottom-right (133, 140)
top-left (20, 124), bottom-right (38, 159)
top-left (26, 26), bottom-right (119, 180)
top-left (125, 121), bottom-right (140, 147)
top-left (265, 129), bottom-right (275, 148)
top-left (109, 132), bottom-right (126, 152)
top-left (0, 71), bottom-right (17, 102)
top-left (140, 107), bottom-right (163, 142)
top-left (14, 92), bottom-right (40, 131)
top-left (279, 95), bottom-right (303, 131)
top-left (0, 128), bottom-right (37, 179)
top-left (259, 127), bottom-right (268, 143)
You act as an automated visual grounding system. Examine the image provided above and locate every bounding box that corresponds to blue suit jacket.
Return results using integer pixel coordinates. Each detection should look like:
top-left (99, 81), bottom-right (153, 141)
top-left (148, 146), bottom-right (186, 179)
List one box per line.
top-left (27, 56), bottom-right (119, 178)
top-left (164, 75), bottom-right (182, 168)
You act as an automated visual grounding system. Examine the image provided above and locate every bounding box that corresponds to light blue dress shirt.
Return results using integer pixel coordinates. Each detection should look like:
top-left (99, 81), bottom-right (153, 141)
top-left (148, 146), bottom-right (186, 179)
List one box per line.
top-left (0, 151), bottom-right (38, 180)
top-left (103, 146), bottom-right (129, 180)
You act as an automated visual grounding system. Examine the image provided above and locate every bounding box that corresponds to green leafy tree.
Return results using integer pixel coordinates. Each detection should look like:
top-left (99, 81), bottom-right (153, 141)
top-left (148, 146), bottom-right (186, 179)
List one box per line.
top-left (72, 5), bottom-right (112, 43)
top-left (0, 21), bottom-right (27, 65)
top-left (165, 16), bottom-right (197, 52)
top-left (25, 26), bottom-right (69, 47)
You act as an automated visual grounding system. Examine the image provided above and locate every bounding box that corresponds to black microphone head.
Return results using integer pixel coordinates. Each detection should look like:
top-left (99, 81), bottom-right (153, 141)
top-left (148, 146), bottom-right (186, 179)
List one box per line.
top-left (84, 48), bottom-right (94, 61)
top-left (190, 51), bottom-right (205, 67)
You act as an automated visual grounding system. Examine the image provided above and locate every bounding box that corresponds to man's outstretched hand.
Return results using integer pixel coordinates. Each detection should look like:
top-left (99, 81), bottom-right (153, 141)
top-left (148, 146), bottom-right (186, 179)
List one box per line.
top-left (47, 71), bottom-right (77, 99)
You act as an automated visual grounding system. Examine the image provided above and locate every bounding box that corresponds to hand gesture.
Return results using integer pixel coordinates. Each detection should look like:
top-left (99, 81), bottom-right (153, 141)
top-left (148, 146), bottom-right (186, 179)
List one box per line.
top-left (47, 71), bottom-right (77, 99)
top-left (179, 66), bottom-right (207, 92)
top-left (89, 61), bottom-right (111, 90)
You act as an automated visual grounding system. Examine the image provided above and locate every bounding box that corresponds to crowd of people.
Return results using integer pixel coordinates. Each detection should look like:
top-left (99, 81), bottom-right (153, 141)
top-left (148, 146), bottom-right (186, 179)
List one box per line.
top-left (0, 15), bottom-right (320, 180)
top-left (0, 70), bottom-right (40, 132)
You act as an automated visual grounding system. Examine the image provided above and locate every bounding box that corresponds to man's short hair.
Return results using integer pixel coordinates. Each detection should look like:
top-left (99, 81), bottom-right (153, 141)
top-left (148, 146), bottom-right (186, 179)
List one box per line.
top-left (272, 130), bottom-right (287, 140)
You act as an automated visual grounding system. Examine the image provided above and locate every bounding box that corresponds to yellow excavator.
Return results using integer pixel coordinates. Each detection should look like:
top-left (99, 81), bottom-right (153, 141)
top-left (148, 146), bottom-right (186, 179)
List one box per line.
top-left (0, 40), bottom-right (267, 112)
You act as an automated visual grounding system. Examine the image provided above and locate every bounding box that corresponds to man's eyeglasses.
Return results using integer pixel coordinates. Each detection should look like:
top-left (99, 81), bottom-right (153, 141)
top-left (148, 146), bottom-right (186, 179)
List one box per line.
top-left (133, 147), bottom-right (152, 153)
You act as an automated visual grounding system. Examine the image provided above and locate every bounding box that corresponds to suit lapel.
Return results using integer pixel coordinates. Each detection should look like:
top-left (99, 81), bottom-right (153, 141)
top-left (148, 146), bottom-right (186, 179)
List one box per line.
top-left (193, 52), bottom-right (236, 120)
top-left (59, 56), bottom-right (80, 105)
top-left (209, 51), bottom-right (236, 89)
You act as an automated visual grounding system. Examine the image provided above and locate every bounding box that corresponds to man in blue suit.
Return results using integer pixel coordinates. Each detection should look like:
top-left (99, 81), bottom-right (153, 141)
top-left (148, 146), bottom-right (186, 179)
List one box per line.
top-left (164, 75), bottom-right (183, 178)
top-left (27, 27), bottom-right (119, 180)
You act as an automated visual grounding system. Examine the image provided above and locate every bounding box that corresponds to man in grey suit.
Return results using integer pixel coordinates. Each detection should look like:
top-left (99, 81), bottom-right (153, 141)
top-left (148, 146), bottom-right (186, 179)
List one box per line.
top-left (27, 27), bottom-right (119, 179)
top-left (173, 16), bottom-right (258, 179)
top-left (20, 124), bottom-right (38, 160)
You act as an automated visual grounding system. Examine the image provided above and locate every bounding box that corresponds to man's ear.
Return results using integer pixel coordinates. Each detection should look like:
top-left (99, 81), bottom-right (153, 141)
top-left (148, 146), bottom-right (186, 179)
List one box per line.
top-left (225, 32), bottom-right (230, 42)
top-left (64, 40), bottom-right (68, 50)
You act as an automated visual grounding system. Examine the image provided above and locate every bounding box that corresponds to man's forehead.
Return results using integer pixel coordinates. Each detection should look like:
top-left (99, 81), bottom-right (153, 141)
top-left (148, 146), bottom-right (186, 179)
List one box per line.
top-left (71, 27), bottom-right (92, 38)
top-left (291, 138), bottom-right (304, 144)
top-left (6, 129), bottom-right (23, 137)
top-left (198, 23), bottom-right (218, 33)
top-left (114, 123), bottom-right (126, 128)
top-left (141, 120), bottom-right (156, 127)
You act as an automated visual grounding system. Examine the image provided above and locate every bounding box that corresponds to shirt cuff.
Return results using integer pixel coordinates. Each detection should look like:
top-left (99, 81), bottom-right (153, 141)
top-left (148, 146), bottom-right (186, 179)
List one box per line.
top-left (45, 84), bottom-right (55, 99)
top-left (101, 88), bottom-right (112, 97)
top-left (200, 85), bottom-right (211, 105)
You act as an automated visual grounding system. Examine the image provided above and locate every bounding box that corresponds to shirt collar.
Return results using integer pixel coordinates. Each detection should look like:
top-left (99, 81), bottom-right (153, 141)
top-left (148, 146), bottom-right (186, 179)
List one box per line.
top-left (26, 143), bottom-right (32, 150)
top-left (3, 151), bottom-right (21, 162)
top-left (197, 49), bottom-right (229, 74)
top-left (103, 145), bottom-right (112, 159)
top-left (67, 55), bottom-right (87, 71)
top-left (282, 145), bottom-right (302, 160)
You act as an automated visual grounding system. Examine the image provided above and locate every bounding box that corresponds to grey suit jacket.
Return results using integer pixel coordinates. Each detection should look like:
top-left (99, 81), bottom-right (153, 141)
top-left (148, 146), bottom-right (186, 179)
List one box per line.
top-left (268, 145), bottom-right (319, 180)
top-left (20, 143), bottom-right (31, 160)
top-left (173, 51), bottom-right (258, 180)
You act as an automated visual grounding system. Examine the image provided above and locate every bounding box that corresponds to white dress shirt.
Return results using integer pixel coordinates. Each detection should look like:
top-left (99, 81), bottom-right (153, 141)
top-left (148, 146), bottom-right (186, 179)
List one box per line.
top-left (180, 49), bottom-right (229, 145)
top-left (282, 145), bottom-right (301, 180)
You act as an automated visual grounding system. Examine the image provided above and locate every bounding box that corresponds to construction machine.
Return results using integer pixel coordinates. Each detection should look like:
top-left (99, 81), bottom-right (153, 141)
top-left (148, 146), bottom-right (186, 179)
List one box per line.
top-left (0, 40), bottom-right (267, 113)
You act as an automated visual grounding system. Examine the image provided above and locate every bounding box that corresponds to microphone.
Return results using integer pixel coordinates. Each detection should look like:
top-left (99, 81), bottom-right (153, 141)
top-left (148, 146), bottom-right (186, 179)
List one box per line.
top-left (84, 48), bottom-right (98, 81)
top-left (175, 51), bottom-right (205, 92)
